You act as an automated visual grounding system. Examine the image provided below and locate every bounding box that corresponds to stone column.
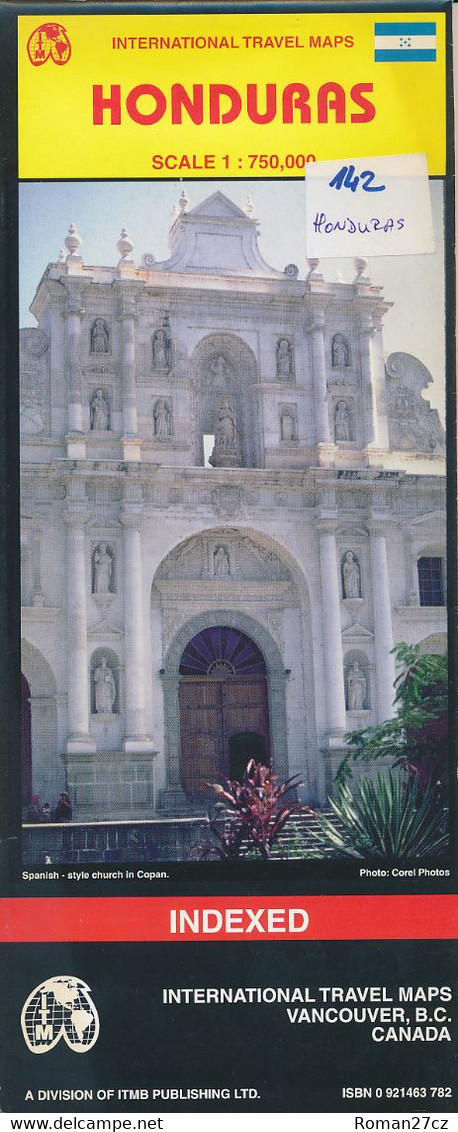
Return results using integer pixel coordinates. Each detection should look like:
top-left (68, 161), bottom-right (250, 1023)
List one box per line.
top-left (64, 287), bottom-right (84, 436)
top-left (357, 314), bottom-right (379, 448)
top-left (64, 485), bottom-right (94, 752)
top-left (117, 286), bottom-right (139, 432)
top-left (316, 519), bottom-right (347, 742)
top-left (371, 320), bottom-right (390, 450)
top-left (31, 530), bottom-right (45, 607)
top-left (309, 312), bottom-right (331, 444)
top-left (404, 531), bottom-right (420, 606)
top-left (369, 521), bottom-right (396, 721)
top-left (121, 495), bottom-right (153, 751)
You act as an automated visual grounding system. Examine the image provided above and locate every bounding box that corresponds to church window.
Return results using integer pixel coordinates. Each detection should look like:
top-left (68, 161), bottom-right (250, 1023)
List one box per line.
top-left (179, 626), bottom-right (266, 677)
top-left (417, 557), bottom-right (445, 606)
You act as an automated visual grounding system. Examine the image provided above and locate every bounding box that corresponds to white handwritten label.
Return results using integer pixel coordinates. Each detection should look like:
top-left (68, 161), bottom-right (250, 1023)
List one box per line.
top-left (305, 153), bottom-right (435, 258)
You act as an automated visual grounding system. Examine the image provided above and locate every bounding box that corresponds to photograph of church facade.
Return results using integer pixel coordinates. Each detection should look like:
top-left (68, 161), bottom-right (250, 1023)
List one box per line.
top-left (20, 185), bottom-right (447, 854)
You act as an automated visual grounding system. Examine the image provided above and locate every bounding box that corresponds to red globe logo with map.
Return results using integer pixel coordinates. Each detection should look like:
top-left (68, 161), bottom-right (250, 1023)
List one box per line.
top-left (27, 24), bottom-right (71, 66)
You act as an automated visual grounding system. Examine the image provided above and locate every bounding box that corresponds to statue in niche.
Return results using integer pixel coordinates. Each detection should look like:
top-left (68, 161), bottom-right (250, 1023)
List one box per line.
top-left (152, 327), bottom-right (171, 370)
top-left (335, 400), bottom-right (353, 442)
top-left (280, 406), bottom-right (297, 442)
top-left (277, 338), bottom-right (293, 378)
top-left (93, 543), bottom-right (113, 594)
top-left (90, 389), bottom-right (110, 430)
top-left (209, 398), bottom-right (240, 467)
top-left (347, 661), bottom-right (367, 711)
top-left (342, 551), bottom-right (361, 599)
top-left (94, 655), bottom-right (116, 713)
top-left (208, 354), bottom-right (229, 390)
top-left (153, 398), bottom-right (172, 439)
top-left (90, 319), bottom-right (110, 354)
top-left (214, 546), bottom-right (230, 577)
top-left (332, 334), bottom-right (350, 368)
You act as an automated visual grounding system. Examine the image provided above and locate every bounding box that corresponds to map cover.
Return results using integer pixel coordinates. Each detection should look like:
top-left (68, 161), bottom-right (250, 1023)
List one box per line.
top-left (0, 1), bottom-right (456, 1126)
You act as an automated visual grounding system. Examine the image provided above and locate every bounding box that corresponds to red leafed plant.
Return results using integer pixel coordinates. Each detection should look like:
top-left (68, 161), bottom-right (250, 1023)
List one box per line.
top-left (205, 759), bottom-right (303, 860)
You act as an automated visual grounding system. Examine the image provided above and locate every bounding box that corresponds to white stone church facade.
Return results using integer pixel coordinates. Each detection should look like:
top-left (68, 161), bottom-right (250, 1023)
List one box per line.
top-left (20, 190), bottom-right (447, 822)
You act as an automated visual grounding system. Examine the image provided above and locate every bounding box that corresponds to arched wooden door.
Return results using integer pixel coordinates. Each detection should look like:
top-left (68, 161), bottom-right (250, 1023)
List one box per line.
top-left (178, 627), bottom-right (270, 799)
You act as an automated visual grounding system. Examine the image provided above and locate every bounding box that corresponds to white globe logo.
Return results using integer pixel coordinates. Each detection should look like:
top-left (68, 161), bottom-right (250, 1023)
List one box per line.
top-left (21, 976), bottom-right (99, 1054)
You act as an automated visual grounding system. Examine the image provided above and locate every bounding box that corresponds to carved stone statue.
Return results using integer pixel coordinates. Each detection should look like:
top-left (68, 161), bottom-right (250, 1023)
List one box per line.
top-left (152, 328), bottom-right (171, 370)
top-left (347, 661), bottom-right (367, 711)
top-left (94, 655), bottom-right (116, 713)
top-left (214, 546), bottom-right (230, 577)
top-left (332, 334), bottom-right (349, 368)
top-left (208, 354), bottom-right (229, 390)
top-left (90, 389), bottom-right (110, 431)
top-left (280, 406), bottom-right (297, 442)
top-left (93, 543), bottom-right (113, 594)
top-left (153, 398), bottom-right (172, 439)
top-left (342, 551), bottom-right (361, 599)
top-left (335, 400), bottom-right (353, 442)
top-left (209, 398), bottom-right (241, 467)
top-left (216, 399), bottom-right (236, 446)
top-left (277, 338), bottom-right (293, 378)
top-left (90, 319), bottom-right (109, 354)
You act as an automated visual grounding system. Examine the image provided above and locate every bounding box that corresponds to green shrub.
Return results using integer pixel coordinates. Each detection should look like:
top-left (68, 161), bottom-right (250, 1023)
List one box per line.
top-left (315, 770), bottom-right (448, 860)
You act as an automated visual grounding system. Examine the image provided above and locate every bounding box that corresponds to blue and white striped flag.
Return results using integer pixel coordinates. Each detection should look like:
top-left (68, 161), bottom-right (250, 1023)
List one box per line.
top-left (374, 22), bottom-right (436, 62)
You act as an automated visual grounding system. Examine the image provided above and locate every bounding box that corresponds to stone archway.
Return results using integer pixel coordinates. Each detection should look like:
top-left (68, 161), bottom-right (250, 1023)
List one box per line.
top-left (178, 625), bottom-right (270, 800)
top-left (21, 639), bottom-right (59, 808)
top-left (417, 632), bottom-right (447, 655)
top-left (159, 610), bottom-right (287, 813)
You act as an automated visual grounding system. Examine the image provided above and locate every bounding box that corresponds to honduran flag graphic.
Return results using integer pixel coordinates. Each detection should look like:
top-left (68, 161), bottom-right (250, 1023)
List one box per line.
top-left (374, 22), bottom-right (436, 62)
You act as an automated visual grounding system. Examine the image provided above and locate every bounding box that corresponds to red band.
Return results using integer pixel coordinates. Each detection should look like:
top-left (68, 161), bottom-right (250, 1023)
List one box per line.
top-left (0, 895), bottom-right (456, 942)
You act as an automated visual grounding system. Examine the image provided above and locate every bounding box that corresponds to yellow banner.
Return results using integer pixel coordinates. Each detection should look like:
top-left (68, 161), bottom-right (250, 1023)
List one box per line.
top-left (18, 11), bottom-right (446, 178)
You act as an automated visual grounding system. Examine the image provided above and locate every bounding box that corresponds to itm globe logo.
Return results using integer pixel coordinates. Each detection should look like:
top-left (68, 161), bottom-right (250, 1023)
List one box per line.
top-left (27, 24), bottom-right (71, 66)
top-left (21, 976), bottom-right (99, 1054)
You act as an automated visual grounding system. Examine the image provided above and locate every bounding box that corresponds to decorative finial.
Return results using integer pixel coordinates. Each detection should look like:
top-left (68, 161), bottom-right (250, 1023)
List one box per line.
top-left (354, 257), bottom-right (368, 280)
top-left (179, 189), bottom-right (189, 213)
top-left (244, 194), bottom-right (255, 218)
top-left (65, 223), bottom-right (82, 260)
top-left (306, 258), bottom-right (320, 277)
top-left (117, 227), bottom-right (134, 263)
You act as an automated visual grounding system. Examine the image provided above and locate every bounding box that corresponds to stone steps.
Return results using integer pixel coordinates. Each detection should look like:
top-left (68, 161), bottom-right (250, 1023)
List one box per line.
top-left (235, 810), bottom-right (341, 859)
top-left (22, 810), bottom-right (342, 865)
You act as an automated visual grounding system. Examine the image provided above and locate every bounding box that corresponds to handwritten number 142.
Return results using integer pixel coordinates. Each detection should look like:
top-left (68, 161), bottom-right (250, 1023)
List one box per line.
top-left (329, 165), bottom-right (386, 193)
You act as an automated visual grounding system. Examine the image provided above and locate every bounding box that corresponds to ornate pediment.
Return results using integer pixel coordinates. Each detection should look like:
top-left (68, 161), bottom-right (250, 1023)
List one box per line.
top-left (88, 619), bottom-right (123, 638)
top-left (187, 192), bottom-right (248, 221)
top-left (342, 622), bottom-right (373, 643)
top-left (157, 191), bottom-right (284, 278)
top-left (155, 531), bottom-right (292, 583)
